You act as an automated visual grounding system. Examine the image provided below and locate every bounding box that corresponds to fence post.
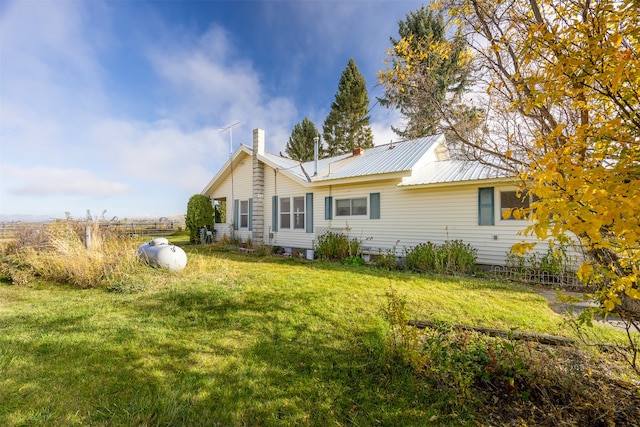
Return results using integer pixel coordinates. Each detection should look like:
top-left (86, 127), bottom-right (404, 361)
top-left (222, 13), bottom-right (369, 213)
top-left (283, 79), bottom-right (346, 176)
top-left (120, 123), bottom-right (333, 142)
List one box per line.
top-left (85, 226), bottom-right (91, 250)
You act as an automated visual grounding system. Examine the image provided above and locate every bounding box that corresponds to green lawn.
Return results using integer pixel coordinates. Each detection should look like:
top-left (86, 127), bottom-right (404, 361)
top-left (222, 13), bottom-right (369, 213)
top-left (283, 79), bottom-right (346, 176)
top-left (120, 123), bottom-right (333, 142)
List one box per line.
top-left (0, 244), bottom-right (629, 426)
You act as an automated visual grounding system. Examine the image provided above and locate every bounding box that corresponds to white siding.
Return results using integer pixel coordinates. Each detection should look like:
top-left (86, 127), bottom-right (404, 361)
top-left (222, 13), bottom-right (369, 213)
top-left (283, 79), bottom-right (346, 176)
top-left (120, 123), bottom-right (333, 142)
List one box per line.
top-left (207, 155), bottom-right (254, 242)
top-left (265, 174), bottom-right (556, 266)
top-left (207, 156), bottom-right (577, 266)
top-left (264, 169), bottom-right (315, 249)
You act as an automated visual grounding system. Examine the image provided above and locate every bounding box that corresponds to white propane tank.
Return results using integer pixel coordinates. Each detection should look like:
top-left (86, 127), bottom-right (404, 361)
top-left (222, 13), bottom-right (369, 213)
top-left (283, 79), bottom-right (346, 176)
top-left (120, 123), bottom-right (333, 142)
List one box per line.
top-left (137, 237), bottom-right (187, 272)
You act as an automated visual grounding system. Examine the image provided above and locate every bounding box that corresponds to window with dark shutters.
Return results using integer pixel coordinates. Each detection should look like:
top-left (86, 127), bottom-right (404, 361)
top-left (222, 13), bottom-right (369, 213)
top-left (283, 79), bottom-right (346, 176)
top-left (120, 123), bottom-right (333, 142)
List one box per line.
top-left (478, 187), bottom-right (494, 226)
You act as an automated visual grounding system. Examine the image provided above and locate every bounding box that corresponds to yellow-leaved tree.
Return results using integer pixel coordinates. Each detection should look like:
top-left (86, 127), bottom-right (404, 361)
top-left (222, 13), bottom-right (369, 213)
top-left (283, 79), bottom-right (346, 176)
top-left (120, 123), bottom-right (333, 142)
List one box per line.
top-left (380, 0), bottom-right (639, 341)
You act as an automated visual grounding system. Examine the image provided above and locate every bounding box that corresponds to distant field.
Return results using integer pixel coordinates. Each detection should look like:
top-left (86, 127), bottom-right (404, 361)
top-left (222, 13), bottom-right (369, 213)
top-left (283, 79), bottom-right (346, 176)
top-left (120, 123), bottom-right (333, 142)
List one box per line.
top-left (0, 218), bottom-right (185, 240)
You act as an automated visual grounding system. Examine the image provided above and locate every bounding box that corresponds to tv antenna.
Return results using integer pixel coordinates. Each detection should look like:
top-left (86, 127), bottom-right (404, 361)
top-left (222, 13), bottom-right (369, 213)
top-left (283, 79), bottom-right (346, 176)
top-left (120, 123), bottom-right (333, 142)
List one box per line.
top-left (218, 120), bottom-right (242, 157)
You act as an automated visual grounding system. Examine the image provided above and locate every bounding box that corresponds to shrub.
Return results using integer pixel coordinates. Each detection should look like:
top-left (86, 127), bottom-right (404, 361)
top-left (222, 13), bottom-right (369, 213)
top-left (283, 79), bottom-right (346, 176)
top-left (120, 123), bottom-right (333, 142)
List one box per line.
top-left (404, 240), bottom-right (476, 274)
top-left (441, 240), bottom-right (477, 274)
top-left (507, 242), bottom-right (574, 275)
top-left (342, 255), bottom-right (365, 267)
top-left (185, 194), bottom-right (214, 244)
top-left (217, 233), bottom-right (239, 247)
top-left (404, 242), bottom-right (439, 273)
top-left (374, 252), bottom-right (400, 270)
top-left (315, 231), bottom-right (361, 261)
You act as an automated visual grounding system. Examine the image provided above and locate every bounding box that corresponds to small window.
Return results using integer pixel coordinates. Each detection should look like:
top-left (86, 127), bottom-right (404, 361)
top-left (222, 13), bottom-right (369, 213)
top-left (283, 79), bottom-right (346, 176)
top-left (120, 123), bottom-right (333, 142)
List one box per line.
top-left (336, 199), bottom-right (351, 216)
top-left (370, 193), bottom-right (380, 219)
top-left (478, 187), bottom-right (494, 226)
top-left (293, 196), bottom-right (305, 229)
top-left (240, 200), bottom-right (249, 228)
top-left (279, 196), bottom-right (306, 230)
top-left (335, 197), bottom-right (367, 217)
top-left (500, 191), bottom-right (530, 220)
top-left (280, 197), bottom-right (291, 229)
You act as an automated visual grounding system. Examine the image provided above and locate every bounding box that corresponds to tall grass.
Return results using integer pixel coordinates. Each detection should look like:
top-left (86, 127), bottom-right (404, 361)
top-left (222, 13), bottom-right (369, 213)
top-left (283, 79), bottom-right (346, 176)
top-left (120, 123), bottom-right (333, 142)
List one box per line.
top-left (1, 220), bottom-right (146, 289)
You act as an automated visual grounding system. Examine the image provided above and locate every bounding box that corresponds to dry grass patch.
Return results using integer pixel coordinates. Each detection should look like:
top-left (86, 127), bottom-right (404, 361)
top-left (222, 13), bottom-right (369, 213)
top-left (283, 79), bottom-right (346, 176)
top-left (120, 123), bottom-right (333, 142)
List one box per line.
top-left (1, 220), bottom-right (148, 290)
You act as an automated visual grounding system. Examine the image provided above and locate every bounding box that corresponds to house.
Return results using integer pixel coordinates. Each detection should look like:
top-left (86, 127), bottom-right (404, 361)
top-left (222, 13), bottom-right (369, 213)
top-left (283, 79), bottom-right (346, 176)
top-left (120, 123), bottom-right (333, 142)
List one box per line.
top-left (201, 128), bottom-right (550, 266)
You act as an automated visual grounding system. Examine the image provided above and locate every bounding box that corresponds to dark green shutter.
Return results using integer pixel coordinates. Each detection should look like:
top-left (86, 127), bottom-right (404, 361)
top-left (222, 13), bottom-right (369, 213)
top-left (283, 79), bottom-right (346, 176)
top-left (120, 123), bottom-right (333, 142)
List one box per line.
top-left (370, 193), bottom-right (380, 219)
top-left (248, 198), bottom-right (253, 231)
top-left (272, 195), bottom-right (278, 232)
top-left (306, 193), bottom-right (314, 233)
top-left (233, 199), bottom-right (239, 230)
top-left (478, 188), bottom-right (494, 225)
top-left (324, 196), bottom-right (333, 220)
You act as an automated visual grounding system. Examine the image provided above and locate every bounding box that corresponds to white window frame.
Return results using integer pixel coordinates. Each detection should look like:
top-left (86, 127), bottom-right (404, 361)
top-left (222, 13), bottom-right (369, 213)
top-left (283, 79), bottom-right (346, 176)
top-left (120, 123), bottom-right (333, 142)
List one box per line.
top-left (280, 196), bottom-right (305, 230)
top-left (240, 200), bottom-right (249, 228)
top-left (335, 197), bottom-right (367, 217)
top-left (292, 196), bottom-right (305, 230)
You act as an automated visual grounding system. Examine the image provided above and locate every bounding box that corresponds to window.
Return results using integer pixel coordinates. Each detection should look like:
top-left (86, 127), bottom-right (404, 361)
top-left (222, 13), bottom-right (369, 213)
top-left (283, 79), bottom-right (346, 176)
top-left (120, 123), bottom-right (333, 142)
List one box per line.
top-left (279, 196), bottom-right (305, 230)
top-left (293, 196), bottom-right (305, 229)
top-left (500, 191), bottom-right (530, 220)
top-left (280, 197), bottom-right (290, 229)
top-left (478, 187), bottom-right (494, 225)
top-left (324, 196), bottom-right (333, 220)
top-left (370, 193), bottom-right (380, 219)
top-left (336, 197), bottom-right (367, 216)
top-left (240, 200), bottom-right (249, 228)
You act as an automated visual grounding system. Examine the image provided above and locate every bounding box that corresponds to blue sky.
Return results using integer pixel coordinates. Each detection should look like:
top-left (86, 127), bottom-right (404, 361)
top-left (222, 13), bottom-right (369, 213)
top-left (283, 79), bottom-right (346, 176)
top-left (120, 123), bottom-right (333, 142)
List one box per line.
top-left (0, 0), bottom-right (425, 220)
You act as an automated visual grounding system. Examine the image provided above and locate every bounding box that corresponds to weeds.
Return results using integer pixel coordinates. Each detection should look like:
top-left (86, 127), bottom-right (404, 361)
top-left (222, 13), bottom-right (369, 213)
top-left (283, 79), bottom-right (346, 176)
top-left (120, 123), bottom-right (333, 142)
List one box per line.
top-left (374, 241), bottom-right (400, 270)
top-left (383, 289), bottom-right (640, 425)
top-left (1, 219), bottom-right (145, 289)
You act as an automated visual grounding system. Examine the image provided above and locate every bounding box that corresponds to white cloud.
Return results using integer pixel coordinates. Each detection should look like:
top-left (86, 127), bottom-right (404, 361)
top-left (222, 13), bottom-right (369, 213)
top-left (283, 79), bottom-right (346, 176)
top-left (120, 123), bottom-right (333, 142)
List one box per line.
top-left (87, 118), bottom-right (225, 191)
top-left (1, 164), bottom-right (130, 196)
top-left (146, 24), bottom-right (298, 154)
top-left (0, 0), bottom-right (106, 115)
top-left (150, 34), bottom-right (261, 115)
top-left (0, 0), bottom-right (418, 217)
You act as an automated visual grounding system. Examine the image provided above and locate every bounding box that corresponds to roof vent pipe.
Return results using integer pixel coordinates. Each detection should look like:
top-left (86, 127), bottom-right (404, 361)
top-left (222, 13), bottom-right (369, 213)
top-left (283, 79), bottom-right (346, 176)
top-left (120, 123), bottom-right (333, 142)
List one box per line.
top-left (313, 136), bottom-right (319, 177)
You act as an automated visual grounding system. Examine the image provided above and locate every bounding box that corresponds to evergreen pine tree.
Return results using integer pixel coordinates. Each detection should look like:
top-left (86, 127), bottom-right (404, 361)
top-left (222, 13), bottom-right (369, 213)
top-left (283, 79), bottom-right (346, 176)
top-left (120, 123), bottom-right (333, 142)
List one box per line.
top-left (284, 117), bottom-right (321, 162)
top-left (323, 58), bottom-right (373, 157)
top-left (379, 7), bottom-right (474, 139)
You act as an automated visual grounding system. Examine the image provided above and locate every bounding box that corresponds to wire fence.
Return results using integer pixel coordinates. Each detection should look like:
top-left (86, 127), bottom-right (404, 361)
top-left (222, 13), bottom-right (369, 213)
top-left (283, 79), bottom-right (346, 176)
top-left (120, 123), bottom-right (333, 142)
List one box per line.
top-left (490, 265), bottom-right (582, 288)
top-left (0, 219), bottom-right (185, 241)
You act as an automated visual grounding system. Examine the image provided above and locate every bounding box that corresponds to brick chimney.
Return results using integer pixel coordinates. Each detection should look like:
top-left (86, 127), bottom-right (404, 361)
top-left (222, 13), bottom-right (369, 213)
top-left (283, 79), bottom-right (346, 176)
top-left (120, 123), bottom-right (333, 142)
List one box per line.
top-left (253, 128), bottom-right (265, 156)
top-left (252, 129), bottom-right (265, 242)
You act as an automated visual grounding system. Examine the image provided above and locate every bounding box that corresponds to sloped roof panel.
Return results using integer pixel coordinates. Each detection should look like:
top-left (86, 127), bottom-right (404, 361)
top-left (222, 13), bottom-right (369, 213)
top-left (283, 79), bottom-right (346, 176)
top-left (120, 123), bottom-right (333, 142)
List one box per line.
top-left (247, 134), bottom-right (509, 188)
top-left (306, 135), bottom-right (443, 181)
top-left (400, 160), bottom-right (510, 186)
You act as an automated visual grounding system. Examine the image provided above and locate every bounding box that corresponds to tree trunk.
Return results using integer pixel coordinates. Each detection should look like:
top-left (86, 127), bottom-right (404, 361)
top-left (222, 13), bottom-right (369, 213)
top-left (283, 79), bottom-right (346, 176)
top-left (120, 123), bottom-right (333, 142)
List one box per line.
top-left (407, 320), bottom-right (576, 346)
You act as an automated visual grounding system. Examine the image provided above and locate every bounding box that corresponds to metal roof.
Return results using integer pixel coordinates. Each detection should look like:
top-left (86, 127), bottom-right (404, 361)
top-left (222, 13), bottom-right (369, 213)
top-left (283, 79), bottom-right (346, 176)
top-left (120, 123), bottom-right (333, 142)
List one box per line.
top-left (258, 135), bottom-right (443, 183)
top-left (399, 159), bottom-right (509, 187)
top-left (312, 135), bottom-right (443, 181)
top-left (241, 134), bottom-right (509, 188)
